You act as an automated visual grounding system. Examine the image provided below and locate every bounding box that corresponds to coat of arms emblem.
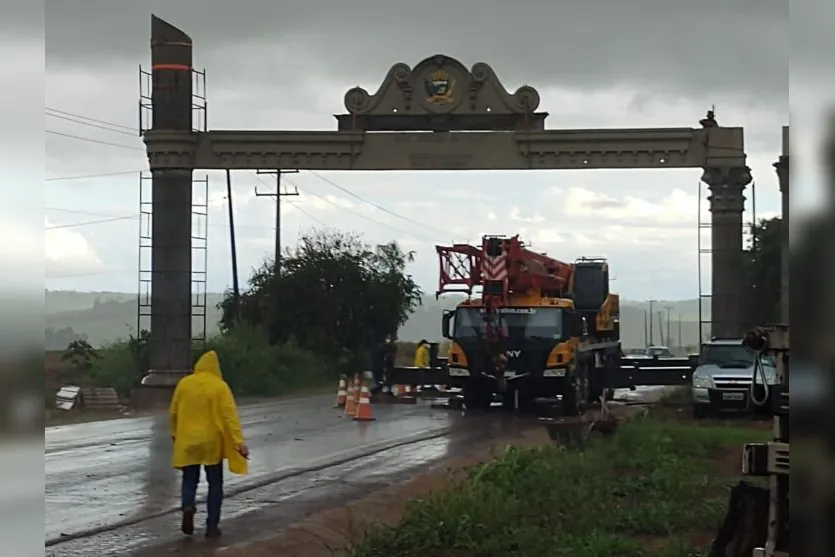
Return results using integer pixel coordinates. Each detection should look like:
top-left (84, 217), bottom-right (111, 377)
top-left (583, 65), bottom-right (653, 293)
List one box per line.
top-left (424, 69), bottom-right (456, 103)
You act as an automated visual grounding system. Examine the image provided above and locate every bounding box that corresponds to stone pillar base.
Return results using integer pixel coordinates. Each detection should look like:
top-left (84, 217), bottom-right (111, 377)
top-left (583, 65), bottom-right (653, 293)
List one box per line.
top-left (141, 369), bottom-right (189, 387)
top-left (132, 370), bottom-right (189, 410)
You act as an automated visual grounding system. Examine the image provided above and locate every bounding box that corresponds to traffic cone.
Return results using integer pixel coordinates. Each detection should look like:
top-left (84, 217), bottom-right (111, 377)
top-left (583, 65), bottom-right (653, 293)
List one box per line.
top-left (343, 377), bottom-right (358, 417)
top-left (334, 375), bottom-right (348, 408)
top-left (353, 381), bottom-right (375, 421)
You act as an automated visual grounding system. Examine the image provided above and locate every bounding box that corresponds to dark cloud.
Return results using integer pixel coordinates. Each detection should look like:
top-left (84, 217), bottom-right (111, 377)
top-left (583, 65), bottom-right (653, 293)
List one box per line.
top-left (43, 0), bottom-right (788, 103)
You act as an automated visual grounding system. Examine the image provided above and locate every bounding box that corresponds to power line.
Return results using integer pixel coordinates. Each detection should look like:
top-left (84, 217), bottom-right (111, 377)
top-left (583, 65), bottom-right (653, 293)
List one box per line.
top-left (46, 170), bottom-right (145, 182)
top-left (44, 205), bottom-right (279, 232)
top-left (46, 215), bottom-right (137, 229)
top-left (308, 170), bottom-right (450, 237)
top-left (45, 108), bottom-right (446, 244)
top-left (254, 169), bottom-right (300, 268)
top-left (45, 108), bottom-right (135, 132)
top-left (45, 112), bottom-right (138, 137)
top-left (280, 176), bottom-right (441, 243)
top-left (46, 129), bottom-right (144, 151)
top-left (289, 201), bottom-right (330, 228)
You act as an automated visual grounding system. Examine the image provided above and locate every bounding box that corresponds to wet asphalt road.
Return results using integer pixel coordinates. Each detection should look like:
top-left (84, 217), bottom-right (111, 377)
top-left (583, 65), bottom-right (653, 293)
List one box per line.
top-left (45, 395), bottom-right (455, 541)
top-left (45, 387), bottom-right (670, 556)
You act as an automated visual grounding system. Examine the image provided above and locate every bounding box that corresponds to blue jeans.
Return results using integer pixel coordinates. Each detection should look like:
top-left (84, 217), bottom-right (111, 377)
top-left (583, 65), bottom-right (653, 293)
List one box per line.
top-left (181, 462), bottom-right (223, 530)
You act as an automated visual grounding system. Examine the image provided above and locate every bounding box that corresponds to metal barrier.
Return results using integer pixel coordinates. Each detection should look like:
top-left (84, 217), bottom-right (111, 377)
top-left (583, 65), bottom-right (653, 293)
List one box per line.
top-left (388, 356), bottom-right (695, 390)
top-left (606, 357), bottom-right (695, 389)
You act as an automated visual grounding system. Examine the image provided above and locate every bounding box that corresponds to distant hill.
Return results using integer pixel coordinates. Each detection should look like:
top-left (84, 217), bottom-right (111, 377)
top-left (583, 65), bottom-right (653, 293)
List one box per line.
top-left (45, 290), bottom-right (710, 350)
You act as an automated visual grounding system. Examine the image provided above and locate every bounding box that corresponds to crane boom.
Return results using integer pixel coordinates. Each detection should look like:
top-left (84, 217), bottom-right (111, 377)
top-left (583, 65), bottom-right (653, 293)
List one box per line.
top-left (436, 235), bottom-right (572, 302)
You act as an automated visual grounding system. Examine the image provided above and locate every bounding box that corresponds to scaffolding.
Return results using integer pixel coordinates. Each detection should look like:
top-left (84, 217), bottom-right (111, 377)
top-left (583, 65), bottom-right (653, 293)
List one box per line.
top-left (136, 64), bottom-right (210, 343)
top-left (697, 180), bottom-right (756, 344)
top-left (138, 65), bottom-right (207, 135)
top-left (137, 173), bottom-right (209, 343)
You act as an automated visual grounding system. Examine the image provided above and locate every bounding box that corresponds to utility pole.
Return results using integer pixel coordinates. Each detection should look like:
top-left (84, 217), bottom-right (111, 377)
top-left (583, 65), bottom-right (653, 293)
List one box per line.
top-left (677, 312), bottom-right (683, 352)
top-left (648, 299), bottom-right (656, 345)
top-left (657, 311), bottom-right (664, 346)
top-left (643, 310), bottom-right (649, 348)
top-left (665, 306), bottom-right (672, 348)
top-left (255, 169), bottom-right (299, 274)
top-left (225, 170), bottom-right (241, 322)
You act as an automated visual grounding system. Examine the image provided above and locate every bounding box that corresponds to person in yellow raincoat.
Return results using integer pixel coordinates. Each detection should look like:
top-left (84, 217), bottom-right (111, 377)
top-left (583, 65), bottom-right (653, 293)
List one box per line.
top-left (169, 350), bottom-right (249, 538)
top-left (414, 339), bottom-right (430, 368)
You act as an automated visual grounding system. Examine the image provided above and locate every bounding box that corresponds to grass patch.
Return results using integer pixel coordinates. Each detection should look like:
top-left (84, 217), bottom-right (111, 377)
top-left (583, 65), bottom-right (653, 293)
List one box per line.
top-left (347, 416), bottom-right (770, 557)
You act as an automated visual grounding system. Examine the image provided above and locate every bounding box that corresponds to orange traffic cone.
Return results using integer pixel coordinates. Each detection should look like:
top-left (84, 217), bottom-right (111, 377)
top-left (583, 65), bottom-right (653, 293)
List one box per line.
top-left (334, 375), bottom-right (348, 408)
top-left (353, 381), bottom-right (375, 421)
top-left (343, 377), bottom-right (358, 417)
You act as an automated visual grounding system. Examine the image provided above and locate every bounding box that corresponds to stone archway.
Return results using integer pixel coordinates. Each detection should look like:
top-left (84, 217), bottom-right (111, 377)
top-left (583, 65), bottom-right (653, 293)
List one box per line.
top-left (141, 14), bottom-right (753, 385)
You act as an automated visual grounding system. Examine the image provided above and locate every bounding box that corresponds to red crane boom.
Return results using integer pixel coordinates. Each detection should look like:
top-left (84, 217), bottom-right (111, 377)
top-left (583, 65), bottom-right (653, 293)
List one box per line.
top-left (436, 235), bottom-right (573, 302)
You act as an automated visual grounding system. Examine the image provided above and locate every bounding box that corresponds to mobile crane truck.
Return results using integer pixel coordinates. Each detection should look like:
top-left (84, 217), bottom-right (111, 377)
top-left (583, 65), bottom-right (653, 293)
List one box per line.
top-left (433, 234), bottom-right (620, 414)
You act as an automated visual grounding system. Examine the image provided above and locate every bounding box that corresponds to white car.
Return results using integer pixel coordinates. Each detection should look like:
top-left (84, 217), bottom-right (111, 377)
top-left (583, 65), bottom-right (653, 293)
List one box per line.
top-left (691, 338), bottom-right (778, 418)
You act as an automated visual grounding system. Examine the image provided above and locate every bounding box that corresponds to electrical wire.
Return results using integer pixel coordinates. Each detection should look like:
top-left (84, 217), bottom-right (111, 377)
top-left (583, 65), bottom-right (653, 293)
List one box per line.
top-left (277, 176), bottom-right (442, 243)
top-left (745, 343), bottom-right (771, 407)
top-left (308, 170), bottom-right (451, 237)
top-left (46, 108), bottom-right (446, 244)
top-left (46, 170), bottom-right (145, 182)
top-left (45, 206), bottom-right (275, 232)
top-left (46, 215), bottom-right (138, 229)
top-left (45, 108), bottom-right (135, 132)
top-left (288, 201), bottom-right (330, 228)
top-left (46, 112), bottom-right (138, 137)
top-left (46, 129), bottom-right (144, 151)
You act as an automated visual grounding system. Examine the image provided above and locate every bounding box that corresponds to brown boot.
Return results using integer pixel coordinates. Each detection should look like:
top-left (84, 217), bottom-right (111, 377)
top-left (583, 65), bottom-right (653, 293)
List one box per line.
top-left (180, 507), bottom-right (195, 535)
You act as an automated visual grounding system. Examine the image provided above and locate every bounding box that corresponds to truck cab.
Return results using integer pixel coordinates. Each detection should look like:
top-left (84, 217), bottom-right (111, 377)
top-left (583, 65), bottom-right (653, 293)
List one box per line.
top-left (441, 296), bottom-right (592, 411)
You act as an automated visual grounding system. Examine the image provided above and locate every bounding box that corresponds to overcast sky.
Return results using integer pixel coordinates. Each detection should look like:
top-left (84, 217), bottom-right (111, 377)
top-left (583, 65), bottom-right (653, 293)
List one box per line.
top-left (28, 0), bottom-right (816, 300)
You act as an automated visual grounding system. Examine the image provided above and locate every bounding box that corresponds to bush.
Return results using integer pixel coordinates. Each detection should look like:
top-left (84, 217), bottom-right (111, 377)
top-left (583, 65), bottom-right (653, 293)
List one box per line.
top-left (86, 326), bottom-right (333, 399)
top-left (202, 326), bottom-right (333, 397)
top-left (348, 418), bottom-right (769, 557)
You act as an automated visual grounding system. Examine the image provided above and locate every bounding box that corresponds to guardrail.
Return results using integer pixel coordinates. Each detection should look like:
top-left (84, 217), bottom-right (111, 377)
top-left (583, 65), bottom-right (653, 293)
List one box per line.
top-left (388, 356), bottom-right (695, 390)
top-left (606, 357), bottom-right (695, 389)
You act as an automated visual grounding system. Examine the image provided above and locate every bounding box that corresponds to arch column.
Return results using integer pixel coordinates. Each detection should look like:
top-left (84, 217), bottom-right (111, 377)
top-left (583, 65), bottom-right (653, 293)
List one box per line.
top-left (702, 165), bottom-right (752, 338)
top-left (773, 126), bottom-right (789, 324)
top-left (140, 15), bottom-right (195, 392)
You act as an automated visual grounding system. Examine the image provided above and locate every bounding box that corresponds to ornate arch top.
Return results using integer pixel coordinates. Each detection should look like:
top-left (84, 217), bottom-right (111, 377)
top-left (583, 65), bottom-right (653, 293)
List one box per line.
top-left (338, 54), bottom-right (546, 132)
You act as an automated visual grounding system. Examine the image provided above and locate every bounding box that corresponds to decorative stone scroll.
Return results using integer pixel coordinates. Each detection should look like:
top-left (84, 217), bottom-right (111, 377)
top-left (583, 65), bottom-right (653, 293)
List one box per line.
top-left (336, 54), bottom-right (546, 132)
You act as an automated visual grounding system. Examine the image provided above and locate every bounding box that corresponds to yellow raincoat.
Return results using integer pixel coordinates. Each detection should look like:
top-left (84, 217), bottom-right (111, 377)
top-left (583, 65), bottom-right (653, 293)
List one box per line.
top-left (413, 343), bottom-right (430, 368)
top-left (169, 351), bottom-right (248, 475)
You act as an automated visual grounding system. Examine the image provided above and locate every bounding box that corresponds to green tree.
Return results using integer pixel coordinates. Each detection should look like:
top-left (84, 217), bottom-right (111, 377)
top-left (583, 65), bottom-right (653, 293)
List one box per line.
top-left (744, 216), bottom-right (782, 326)
top-left (60, 339), bottom-right (98, 384)
top-left (219, 230), bottom-right (423, 367)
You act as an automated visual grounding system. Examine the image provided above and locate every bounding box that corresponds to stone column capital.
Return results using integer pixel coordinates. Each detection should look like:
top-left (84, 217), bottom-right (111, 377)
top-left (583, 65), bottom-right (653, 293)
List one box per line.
top-left (702, 165), bottom-right (751, 214)
top-left (773, 156), bottom-right (789, 192)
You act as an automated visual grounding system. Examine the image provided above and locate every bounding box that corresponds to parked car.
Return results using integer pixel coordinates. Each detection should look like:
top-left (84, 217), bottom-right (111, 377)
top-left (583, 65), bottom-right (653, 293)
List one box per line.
top-left (690, 338), bottom-right (778, 418)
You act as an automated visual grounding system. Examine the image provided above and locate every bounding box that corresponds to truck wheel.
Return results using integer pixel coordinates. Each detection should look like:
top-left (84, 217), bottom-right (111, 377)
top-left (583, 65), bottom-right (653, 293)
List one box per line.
top-left (463, 382), bottom-right (492, 411)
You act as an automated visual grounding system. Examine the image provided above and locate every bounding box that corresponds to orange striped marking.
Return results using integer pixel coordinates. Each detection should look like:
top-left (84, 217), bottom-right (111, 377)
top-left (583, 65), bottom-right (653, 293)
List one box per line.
top-left (151, 63), bottom-right (191, 71)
